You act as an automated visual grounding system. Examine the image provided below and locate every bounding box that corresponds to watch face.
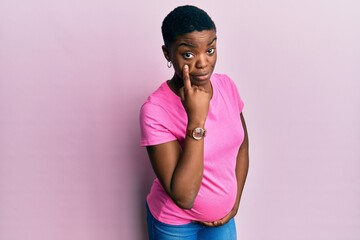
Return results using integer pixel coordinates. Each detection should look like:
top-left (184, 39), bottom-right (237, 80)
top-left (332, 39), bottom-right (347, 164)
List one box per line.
top-left (193, 127), bottom-right (206, 140)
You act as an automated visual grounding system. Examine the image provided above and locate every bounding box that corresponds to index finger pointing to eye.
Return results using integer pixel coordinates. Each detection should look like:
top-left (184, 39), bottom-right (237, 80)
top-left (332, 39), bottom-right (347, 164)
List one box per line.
top-left (182, 65), bottom-right (191, 90)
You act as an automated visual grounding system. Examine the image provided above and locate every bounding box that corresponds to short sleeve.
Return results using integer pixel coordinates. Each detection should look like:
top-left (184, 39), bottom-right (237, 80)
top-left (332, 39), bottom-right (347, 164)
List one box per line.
top-left (234, 84), bottom-right (244, 113)
top-left (225, 75), bottom-right (244, 113)
top-left (139, 102), bottom-right (177, 146)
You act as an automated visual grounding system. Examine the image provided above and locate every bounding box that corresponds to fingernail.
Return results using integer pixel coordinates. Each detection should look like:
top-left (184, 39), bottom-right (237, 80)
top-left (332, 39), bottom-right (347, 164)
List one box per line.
top-left (184, 65), bottom-right (188, 70)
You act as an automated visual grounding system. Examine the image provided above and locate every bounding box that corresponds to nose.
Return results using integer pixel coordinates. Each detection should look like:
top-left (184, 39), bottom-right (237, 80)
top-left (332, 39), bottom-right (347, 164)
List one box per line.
top-left (195, 54), bottom-right (208, 69)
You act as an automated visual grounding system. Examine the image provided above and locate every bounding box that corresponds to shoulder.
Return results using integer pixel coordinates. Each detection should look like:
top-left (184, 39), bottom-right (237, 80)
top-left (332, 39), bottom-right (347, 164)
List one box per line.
top-left (139, 82), bottom-right (184, 146)
top-left (140, 81), bottom-right (182, 122)
top-left (141, 82), bottom-right (169, 119)
top-left (143, 81), bottom-right (172, 105)
top-left (211, 73), bottom-right (238, 91)
top-left (211, 73), bottom-right (244, 111)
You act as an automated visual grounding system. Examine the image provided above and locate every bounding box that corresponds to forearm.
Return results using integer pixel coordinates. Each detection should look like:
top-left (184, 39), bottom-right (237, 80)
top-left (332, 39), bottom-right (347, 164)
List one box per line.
top-left (232, 113), bottom-right (249, 213)
top-left (170, 138), bottom-right (204, 209)
top-left (232, 148), bottom-right (249, 213)
top-left (170, 122), bottom-right (206, 209)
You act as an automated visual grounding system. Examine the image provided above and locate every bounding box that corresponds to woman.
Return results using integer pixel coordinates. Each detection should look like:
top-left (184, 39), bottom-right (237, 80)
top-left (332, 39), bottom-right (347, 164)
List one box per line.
top-left (140, 5), bottom-right (249, 240)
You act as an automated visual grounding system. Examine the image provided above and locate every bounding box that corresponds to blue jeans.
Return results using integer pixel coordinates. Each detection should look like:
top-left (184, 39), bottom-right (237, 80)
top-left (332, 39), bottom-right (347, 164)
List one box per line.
top-left (146, 204), bottom-right (237, 240)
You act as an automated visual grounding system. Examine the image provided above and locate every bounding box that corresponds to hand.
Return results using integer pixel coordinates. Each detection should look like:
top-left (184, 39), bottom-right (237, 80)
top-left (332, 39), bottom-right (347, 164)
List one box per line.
top-left (196, 208), bottom-right (237, 227)
top-left (179, 65), bottom-right (211, 126)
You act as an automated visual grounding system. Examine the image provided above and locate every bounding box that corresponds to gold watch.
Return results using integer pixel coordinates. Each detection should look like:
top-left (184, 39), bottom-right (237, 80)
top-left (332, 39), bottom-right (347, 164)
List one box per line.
top-left (187, 127), bottom-right (206, 140)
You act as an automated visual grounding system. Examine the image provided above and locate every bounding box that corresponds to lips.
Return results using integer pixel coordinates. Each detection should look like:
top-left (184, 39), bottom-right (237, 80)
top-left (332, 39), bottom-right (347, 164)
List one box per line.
top-left (192, 72), bottom-right (211, 81)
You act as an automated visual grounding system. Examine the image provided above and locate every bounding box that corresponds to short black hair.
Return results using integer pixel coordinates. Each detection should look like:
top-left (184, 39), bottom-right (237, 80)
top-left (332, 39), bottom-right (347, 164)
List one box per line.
top-left (161, 5), bottom-right (216, 47)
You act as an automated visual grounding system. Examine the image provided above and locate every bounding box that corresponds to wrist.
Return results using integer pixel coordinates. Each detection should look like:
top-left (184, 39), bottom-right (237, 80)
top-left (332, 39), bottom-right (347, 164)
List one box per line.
top-left (187, 127), bottom-right (206, 141)
top-left (187, 121), bottom-right (205, 130)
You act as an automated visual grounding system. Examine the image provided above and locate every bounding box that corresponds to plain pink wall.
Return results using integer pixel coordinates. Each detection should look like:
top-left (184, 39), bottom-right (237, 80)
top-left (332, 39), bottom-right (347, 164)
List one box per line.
top-left (1, 1), bottom-right (359, 240)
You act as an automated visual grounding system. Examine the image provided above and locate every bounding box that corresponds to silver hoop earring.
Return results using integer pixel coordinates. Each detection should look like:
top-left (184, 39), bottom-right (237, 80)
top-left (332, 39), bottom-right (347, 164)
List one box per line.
top-left (167, 61), bottom-right (172, 68)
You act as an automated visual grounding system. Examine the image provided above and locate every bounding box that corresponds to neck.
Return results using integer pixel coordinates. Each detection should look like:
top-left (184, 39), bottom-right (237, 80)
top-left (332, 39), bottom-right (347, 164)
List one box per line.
top-left (168, 74), bottom-right (183, 96)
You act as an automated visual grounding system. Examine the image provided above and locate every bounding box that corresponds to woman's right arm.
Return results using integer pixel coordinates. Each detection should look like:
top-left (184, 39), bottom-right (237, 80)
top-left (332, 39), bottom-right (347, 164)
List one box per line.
top-left (146, 65), bottom-right (210, 210)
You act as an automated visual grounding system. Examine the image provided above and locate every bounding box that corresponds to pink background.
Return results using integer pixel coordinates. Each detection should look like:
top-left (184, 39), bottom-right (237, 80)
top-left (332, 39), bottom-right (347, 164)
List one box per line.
top-left (1, 1), bottom-right (359, 239)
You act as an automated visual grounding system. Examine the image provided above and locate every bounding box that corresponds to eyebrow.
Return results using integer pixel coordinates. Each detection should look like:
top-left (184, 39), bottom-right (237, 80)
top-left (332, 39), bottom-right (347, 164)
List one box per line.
top-left (208, 37), bottom-right (217, 46)
top-left (178, 37), bottom-right (217, 48)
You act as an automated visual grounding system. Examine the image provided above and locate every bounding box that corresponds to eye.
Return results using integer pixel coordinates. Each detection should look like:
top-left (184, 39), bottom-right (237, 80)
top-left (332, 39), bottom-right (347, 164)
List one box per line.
top-left (183, 52), bottom-right (194, 59)
top-left (207, 48), bottom-right (216, 55)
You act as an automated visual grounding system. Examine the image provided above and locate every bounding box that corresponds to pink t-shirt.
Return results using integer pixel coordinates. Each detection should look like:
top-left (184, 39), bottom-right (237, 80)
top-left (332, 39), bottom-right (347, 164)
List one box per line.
top-left (140, 73), bottom-right (244, 224)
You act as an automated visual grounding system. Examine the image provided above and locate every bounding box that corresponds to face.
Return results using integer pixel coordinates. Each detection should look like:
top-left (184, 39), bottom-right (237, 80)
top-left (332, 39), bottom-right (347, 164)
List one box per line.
top-left (163, 30), bottom-right (217, 87)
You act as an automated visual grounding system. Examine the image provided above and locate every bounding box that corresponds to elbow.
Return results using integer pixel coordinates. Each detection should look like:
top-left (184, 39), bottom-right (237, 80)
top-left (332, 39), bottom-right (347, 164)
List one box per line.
top-left (169, 182), bottom-right (201, 210)
top-left (175, 198), bottom-right (195, 210)
top-left (172, 193), bottom-right (196, 210)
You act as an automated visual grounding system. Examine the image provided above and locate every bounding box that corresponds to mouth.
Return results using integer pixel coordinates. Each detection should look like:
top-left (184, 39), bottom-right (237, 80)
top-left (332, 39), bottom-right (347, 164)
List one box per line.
top-left (191, 72), bottom-right (211, 81)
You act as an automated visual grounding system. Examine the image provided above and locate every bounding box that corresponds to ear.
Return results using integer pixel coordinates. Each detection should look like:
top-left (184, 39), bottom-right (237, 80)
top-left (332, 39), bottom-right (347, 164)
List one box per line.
top-left (162, 45), bottom-right (171, 62)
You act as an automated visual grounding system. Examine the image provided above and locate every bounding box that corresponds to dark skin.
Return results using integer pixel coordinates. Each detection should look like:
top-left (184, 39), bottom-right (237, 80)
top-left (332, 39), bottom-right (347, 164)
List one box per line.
top-left (146, 29), bottom-right (249, 227)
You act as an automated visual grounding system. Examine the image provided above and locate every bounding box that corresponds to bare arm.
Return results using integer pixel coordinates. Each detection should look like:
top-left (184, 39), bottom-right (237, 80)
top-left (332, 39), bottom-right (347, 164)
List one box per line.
top-left (146, 65), bottom-right (211, 209)
top-left (231, 112), bottom-right (249, 214)
top-left (146, 133), bottom-right (204, 210)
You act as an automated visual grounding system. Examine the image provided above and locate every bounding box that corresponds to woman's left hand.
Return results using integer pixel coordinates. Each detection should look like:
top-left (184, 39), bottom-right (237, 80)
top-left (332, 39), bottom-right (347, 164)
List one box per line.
top-left (196, 208), bottom-right (237, 227)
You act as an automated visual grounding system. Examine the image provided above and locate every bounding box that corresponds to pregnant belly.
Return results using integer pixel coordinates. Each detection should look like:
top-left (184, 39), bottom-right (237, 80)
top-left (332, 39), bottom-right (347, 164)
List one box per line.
top-left (188, 180), bottom-right (237, 222)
